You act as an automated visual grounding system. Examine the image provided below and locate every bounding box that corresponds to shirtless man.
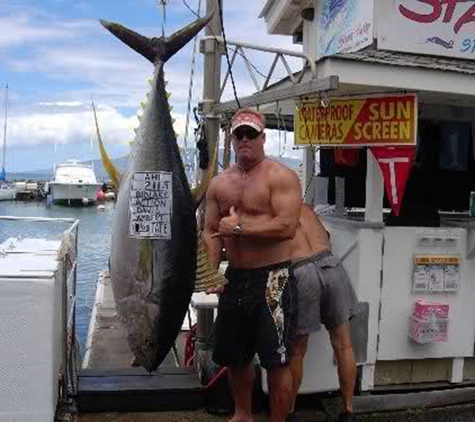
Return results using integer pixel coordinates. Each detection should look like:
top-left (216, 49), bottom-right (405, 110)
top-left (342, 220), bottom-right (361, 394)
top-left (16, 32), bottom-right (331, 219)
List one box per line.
top-left (204, 109), bottom-right (303, 422)
top-left (287, 204), bottom-right (357, 422)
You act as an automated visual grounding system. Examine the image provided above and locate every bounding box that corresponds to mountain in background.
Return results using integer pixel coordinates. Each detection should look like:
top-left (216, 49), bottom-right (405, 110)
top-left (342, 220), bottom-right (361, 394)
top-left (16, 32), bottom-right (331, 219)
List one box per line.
top-left (8, 149), bottom-right (302, 181)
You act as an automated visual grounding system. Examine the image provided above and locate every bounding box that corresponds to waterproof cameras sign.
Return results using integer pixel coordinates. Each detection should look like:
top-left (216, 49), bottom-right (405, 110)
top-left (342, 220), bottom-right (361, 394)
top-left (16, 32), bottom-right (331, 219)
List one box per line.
top-left (294, 94), bottom-right (417, 147)
top-left (378, 0), bottom-right (475, 60)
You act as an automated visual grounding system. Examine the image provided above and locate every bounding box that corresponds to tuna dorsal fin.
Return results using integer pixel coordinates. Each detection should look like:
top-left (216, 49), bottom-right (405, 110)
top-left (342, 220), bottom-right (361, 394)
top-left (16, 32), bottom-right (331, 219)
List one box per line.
top-left (92, 101), bottom-right (122, 189)
top-left (194, 234), bottom-right (227, 293)
top-left (99, 13), bottom-right (213, 64)
top-left (191, 140), bottom-right (219, 209)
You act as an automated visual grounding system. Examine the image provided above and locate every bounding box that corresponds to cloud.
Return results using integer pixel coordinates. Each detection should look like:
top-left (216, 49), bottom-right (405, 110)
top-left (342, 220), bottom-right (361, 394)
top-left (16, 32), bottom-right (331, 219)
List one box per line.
top-left (0, 6), bottom-right (96, 49)
top-left (7, 104), bottom-right (134, 147)
top-left (1, 0), bottom-right (304, 164)
top-left (38, 101), bottom-right (84, 107)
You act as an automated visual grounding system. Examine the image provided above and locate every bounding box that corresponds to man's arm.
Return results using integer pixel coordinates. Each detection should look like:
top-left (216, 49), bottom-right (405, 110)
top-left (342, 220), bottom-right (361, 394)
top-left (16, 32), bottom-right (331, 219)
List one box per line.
top-left (239, 166), bottom-right (302, 240)
top-left (202, 180), bottom-right (224, 269)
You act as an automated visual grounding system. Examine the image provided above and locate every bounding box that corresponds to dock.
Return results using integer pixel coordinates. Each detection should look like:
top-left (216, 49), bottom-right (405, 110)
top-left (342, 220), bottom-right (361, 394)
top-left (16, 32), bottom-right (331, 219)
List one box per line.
top-left (76, 271), bottom-right (329, 421)
top-left (77, 270), bottom-right (205, 414)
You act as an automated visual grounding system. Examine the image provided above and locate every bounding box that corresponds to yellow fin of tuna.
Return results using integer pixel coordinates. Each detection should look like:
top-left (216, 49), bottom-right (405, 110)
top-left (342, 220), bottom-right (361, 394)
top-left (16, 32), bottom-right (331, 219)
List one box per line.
top-left (194, 234), bottom-right (226, 292)
top-left (136, 240), bottom-right (153, 286)
top-left (92, 101), bottom-right (122, 189)
top-left (191, 139), bottom-right (219, 208)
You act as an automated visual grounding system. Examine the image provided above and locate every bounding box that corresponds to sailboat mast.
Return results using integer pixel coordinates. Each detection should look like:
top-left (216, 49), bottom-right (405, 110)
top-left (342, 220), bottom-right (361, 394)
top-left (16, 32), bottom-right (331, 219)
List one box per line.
top-left (2, 83), bottom-right (8, 175)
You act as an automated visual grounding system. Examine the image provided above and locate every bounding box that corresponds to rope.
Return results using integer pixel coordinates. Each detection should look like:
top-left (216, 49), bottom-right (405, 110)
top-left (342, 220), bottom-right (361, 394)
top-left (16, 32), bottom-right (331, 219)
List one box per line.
top-left (183, 0), bottom-right (203, 176)
top-left (183, 0), bottom-right (270, 80)
top-left (217, 0), bottom-right (241, 108)
top-left (158, 0), bottom-right (168, 37)
top-left (223, 120), bottom-right (232, 169)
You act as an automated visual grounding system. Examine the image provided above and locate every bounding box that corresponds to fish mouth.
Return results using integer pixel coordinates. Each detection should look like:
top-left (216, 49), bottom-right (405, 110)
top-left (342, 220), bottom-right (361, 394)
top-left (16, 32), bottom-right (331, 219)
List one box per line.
top-left (133, 345), bottom-right (159, 373)
top-left (117, 295), bottom-right (161, 371)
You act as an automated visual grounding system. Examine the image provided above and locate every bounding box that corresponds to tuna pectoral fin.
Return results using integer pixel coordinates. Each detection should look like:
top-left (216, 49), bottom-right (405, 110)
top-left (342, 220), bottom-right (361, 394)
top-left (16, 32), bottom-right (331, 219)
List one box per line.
top-left (99, 13), bottom-right (213, 65)
top-left (191, 140), bottom-right (219, 208)
top-left (194, 234), bottom-right (227, 292)
top-left (92, 101), bottom-right (122, 189)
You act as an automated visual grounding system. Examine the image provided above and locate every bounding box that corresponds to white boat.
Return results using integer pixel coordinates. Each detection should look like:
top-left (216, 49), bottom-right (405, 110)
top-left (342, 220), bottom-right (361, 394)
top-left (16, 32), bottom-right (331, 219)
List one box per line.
top-left (0, 183), bottom-right (16, 201)
top-left (47, 160), bottom-right (102, 205)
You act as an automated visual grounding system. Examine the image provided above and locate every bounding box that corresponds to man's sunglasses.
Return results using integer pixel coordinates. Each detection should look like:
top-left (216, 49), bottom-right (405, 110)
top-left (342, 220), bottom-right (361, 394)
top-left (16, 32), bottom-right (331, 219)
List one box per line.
top-left (233, 127), bottom-right (262, 141)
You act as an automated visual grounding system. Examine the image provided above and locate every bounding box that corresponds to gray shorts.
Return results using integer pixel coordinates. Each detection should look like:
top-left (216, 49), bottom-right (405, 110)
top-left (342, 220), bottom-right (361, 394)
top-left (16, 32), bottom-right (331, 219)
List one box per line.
top-left (291, 251), bottom-right (357, 335)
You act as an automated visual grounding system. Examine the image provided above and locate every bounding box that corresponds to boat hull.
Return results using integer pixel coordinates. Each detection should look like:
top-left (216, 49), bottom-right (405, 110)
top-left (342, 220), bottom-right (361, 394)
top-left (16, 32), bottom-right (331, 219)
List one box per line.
top-left (49, 183), bottom-right (101, 204)
top-left (0, 188), bottom-right (16, 201)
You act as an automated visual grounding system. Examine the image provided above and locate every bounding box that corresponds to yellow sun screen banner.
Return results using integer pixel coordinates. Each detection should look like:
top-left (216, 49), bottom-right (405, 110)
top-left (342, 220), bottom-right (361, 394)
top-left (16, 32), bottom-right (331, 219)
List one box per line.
top-left (294, 94), bottom-right (417, 147)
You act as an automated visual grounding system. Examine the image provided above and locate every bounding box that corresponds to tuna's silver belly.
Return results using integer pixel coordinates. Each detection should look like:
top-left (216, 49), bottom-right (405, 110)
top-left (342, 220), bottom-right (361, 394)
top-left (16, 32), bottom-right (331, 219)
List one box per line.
top-left (109, 172), bottom-right (197, 370)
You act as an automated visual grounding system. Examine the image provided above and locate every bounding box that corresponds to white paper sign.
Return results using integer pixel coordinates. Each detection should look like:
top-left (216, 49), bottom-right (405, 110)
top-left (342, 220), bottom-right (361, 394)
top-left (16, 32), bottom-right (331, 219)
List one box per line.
top-left (413, 263), bottom-right (429, 292)
top-left (129, 172), bottom-right (173, 239)
top-left (444, 264), bottom-right (460, 292)
top-left (428, 264), bottom-right (445, 292)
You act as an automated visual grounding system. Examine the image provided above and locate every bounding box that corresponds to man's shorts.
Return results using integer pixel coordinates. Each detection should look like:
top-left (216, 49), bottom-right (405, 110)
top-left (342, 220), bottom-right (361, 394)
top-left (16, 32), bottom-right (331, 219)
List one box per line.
top-left (291, 251), bottom-right (357, 335)
top-left (213, 261), bottom-right (298, 369)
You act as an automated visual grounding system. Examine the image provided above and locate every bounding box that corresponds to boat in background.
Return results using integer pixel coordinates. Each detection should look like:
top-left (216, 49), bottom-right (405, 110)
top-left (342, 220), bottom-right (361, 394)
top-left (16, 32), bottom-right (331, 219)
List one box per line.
top-left (47, 160), bottom-right (102, 205)
top-left (0, 183), bottom-right (16, 201)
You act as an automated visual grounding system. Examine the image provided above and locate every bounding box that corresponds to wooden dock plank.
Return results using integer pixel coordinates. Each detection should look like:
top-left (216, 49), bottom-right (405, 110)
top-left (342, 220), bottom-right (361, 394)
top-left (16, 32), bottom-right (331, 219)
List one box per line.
top-left (78, 270), bottom-right (205, 413)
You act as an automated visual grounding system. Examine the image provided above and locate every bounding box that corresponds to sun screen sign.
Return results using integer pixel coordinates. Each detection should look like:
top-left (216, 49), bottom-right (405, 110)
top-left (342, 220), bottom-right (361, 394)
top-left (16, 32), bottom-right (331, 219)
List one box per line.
top-left (129, 171), bottom-right (173, 239)
top-left (294, 94), bottom-right (417, 147)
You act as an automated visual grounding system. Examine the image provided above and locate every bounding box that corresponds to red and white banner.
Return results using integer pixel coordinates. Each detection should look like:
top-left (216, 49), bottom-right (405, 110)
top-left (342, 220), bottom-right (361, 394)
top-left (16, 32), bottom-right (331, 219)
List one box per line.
top-left (370, 147), bottom-right (415, 216)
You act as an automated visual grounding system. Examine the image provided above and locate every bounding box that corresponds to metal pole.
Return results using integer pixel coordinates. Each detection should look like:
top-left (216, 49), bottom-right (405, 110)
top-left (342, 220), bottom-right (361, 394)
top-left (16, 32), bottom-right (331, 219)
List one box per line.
top-left (2, 84), bottom-right (8, 175)
top-left (195, 0), bottom-right (223, 377)
top-left (201, 0), bottom-right (222, 167)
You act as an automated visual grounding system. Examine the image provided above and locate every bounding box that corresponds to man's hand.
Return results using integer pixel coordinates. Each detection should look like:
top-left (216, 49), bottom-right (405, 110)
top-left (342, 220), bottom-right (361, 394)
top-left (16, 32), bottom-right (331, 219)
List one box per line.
top-left (206, 285), bottom-right (225, 295)
top-left (211, 206), bottom-right (240, 239)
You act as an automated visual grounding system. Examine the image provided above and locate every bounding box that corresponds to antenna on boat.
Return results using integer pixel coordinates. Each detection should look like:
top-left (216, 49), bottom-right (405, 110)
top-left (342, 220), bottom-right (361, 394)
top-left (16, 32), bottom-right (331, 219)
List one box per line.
top-left (1, 83), bottom-right (8, 182)
top-left (53, 119), bottom-right (58, 176)
top-left (90, 110), bottom-right (94, 172)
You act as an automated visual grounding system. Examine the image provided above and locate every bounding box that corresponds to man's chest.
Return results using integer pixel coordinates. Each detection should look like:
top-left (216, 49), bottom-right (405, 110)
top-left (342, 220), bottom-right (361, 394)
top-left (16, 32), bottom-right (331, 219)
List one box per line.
top-left (217, 178), bottom-right (271, 216)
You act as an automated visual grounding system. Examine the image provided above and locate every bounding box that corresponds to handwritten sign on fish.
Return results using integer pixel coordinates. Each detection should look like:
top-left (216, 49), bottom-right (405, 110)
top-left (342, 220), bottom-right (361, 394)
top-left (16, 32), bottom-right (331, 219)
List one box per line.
top-left (129, 172), bottom-right (173, 239)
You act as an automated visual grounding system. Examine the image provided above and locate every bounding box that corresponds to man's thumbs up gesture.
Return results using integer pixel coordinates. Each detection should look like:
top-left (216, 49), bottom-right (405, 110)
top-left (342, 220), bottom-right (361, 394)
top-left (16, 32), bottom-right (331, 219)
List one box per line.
top-left (211, 206), bottom-right (241, 238)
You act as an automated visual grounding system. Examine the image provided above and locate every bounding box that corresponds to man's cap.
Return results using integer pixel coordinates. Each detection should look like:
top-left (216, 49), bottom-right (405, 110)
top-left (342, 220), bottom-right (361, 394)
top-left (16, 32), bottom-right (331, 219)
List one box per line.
top-left (231, 111), bottom-right (265, 134)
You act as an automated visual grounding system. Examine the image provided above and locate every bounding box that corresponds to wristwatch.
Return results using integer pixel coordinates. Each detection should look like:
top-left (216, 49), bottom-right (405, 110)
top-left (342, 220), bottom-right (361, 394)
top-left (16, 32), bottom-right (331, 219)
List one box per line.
top-left (232, 222), bottom-right (243, 236)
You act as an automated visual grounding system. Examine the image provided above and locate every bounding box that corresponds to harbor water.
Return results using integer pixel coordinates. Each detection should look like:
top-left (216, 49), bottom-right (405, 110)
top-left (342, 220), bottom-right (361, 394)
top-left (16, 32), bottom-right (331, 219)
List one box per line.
top-left (0, 200), bottom-right (115, 354)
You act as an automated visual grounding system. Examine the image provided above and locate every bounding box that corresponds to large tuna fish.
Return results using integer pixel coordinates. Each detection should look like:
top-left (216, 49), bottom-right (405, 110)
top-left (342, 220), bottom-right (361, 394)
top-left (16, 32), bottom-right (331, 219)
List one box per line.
top-left (99, 14), bottom-right (221, 372)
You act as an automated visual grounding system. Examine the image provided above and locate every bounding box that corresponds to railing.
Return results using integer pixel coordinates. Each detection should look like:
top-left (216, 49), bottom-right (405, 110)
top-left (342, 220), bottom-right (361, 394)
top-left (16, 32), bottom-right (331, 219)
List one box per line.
top-left (0, 216), bottom-right (80, 415)
top-left (201, 36), bottom-right (317, 102)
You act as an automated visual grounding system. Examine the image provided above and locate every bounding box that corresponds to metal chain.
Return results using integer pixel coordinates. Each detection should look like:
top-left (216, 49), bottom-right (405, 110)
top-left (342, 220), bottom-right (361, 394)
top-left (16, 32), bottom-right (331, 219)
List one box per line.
top-left (296, 99), bottom-right (319, 199)
top-left (223, 120), bottom-right (232, 170)
top-left (183, 0), bottom-right (203, 180)
top-left (157, 0), bottom-right (168, 37)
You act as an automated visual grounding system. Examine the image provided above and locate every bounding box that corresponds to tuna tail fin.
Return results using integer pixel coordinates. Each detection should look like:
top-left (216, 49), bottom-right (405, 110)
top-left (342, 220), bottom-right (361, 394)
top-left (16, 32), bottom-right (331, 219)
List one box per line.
top-left (194, 234), bottom-right (227, 293)
top-left (99, 13), bottom-right (213, 64)
top-left (191, 140), bottom-right (219, 209)
top-left (92, 101), bottom-right (122, 189)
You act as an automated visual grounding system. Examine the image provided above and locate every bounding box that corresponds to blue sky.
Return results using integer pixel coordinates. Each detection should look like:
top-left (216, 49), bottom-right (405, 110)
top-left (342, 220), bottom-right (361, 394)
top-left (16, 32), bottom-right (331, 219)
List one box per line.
top-left (0, 0), bottom-right (302, 173)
